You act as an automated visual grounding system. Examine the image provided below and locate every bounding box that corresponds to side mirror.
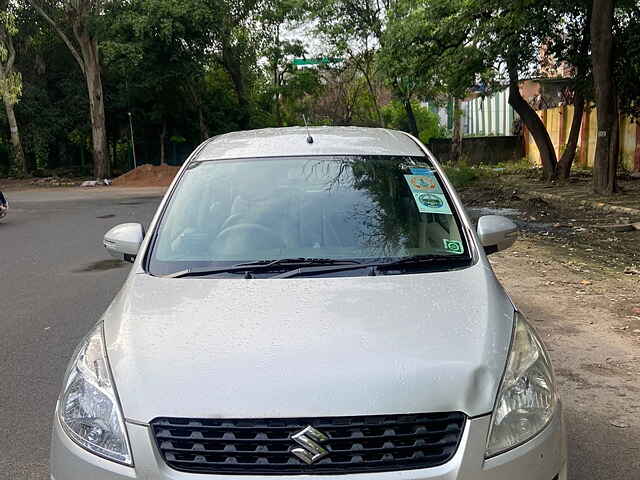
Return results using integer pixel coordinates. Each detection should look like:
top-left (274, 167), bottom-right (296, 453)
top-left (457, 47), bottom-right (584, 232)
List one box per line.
top-left (104, 223), bottom-right (144, 263)
top-left (477, 215), bottom-right (517, 255)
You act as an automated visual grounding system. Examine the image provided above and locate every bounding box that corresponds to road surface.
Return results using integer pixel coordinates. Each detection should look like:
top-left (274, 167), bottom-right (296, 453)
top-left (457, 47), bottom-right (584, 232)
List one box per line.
top-left (0, 187), bottom-right (638, 479)
top-left (0, 188), bottom-right (162, 479)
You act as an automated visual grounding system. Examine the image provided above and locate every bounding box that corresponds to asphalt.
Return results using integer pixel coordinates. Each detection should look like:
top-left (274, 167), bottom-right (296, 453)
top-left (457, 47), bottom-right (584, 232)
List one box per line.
top-left (0, 188), bottom-right (163, 479)
top-left (0, 187), bottom-right (637, 479)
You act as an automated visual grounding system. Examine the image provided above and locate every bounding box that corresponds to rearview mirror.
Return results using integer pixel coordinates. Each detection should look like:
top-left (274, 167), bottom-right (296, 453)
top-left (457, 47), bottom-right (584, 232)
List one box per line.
top-left (477, 215), bottom-right (517, 255)
top-left (104, 223), bottom-right (144, 263)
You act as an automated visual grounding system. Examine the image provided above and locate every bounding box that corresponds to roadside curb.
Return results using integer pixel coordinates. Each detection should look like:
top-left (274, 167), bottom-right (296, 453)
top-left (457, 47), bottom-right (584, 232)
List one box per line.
top-left (521, 190), bottom-right (640, 218)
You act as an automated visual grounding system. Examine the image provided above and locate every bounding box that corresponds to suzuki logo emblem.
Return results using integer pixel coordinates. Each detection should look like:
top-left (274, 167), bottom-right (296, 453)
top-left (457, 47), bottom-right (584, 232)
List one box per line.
top-left (291, 426), bottom-right (329, 464)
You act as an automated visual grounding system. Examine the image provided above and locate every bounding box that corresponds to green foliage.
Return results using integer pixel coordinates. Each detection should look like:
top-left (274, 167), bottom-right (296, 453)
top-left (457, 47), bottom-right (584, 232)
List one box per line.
top-left (0, 9), bottom-right (22, 105)
top-left (1, 0), bottom-right (638, 177)
top-left (615, 4), bottom-right (640, 119)
top-left (381, 100), bottom-right (446, 143)
top-left (443, 165), bottom-right (480, 188)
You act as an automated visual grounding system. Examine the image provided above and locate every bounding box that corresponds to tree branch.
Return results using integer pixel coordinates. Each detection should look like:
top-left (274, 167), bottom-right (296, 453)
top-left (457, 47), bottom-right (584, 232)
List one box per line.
top-left (27, 0), bottom-right (85, 75)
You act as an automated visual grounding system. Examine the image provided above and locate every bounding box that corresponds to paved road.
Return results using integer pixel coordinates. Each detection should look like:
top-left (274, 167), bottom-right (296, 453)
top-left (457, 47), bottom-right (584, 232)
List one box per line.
top-left (1, 188), bottom-right (638, 479)
top-left (0, 188), bottom-right (163, 480)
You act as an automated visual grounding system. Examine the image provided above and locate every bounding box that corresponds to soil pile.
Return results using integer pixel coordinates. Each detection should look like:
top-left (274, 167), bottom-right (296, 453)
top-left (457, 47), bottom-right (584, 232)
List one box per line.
top-left (112, 164), bottom-right (179, 187)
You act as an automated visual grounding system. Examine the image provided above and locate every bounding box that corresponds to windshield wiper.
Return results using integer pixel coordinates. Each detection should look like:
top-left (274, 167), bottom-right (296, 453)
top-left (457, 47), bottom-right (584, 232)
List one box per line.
top-left (271, 254), bottom-right (470, 279)
top-left (375, 254), bottom-right (470, 270)
top-left (164, 258), bottom-right (362, 278)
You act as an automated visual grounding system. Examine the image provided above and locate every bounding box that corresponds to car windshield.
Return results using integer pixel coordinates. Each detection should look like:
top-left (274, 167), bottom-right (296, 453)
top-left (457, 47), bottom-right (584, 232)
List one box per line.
top-left (147, 155), bottom-right (470, 276)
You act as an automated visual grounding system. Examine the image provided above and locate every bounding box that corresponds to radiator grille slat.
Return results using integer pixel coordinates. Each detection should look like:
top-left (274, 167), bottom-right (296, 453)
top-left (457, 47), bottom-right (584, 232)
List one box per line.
top-left (151, 412), bottom-right (466, 475)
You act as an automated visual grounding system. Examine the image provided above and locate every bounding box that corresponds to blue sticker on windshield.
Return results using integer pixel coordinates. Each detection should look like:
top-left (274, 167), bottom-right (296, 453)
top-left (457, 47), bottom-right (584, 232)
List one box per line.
top-left (409, 167), bottom-right (434, 176)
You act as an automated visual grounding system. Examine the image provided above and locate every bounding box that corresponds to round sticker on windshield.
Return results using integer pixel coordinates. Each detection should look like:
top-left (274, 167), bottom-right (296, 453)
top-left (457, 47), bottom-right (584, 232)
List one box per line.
top-left (418, 193), bottom-right (444, 209)
top-left (409, 176), bottom-right (438, 191)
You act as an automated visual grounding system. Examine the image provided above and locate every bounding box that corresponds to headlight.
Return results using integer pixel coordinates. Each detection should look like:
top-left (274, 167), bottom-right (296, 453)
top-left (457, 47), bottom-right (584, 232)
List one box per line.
top-left (58, 323), bottom-right (132, 465)
top-left (485, 312), bottom-right (557, 457)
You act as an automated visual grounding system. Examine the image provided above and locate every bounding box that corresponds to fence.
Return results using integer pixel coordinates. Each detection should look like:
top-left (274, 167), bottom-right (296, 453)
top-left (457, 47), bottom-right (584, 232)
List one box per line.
top-left (524, 106), bottom-right (640, 172)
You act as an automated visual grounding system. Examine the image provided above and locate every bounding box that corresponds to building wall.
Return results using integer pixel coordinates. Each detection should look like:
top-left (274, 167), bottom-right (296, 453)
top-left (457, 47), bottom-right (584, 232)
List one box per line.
top-left (525, 106), bottom-right (639, 172)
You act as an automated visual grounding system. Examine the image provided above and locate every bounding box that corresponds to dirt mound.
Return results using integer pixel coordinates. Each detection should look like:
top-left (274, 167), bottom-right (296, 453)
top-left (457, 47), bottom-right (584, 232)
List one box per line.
top-left (112, 164), bottom-right (179, 187)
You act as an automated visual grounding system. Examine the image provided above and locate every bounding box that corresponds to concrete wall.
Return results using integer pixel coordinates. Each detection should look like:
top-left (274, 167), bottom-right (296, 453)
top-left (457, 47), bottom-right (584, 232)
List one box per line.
top-left (428, 136), bottom-right (525, 165)
top-left (524, 106), bottom-right (640, 172)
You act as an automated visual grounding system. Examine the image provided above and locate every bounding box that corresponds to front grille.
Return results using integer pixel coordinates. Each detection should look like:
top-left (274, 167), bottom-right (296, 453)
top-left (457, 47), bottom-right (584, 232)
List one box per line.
top-left (150, 412), bottom-right (466, 475)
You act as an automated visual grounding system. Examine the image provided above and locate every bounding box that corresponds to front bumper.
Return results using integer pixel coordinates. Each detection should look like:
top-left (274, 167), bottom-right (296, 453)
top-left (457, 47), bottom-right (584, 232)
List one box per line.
top-left (50, 405), bottom-right (566, 480)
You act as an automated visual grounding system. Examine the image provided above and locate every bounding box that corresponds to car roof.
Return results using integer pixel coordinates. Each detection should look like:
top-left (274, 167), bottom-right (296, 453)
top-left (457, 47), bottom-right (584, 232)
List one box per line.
top-left (196, 127), bottom-right (425, 161)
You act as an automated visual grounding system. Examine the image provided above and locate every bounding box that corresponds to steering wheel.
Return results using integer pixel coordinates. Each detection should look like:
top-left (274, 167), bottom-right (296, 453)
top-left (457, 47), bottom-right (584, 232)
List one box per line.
top-left (215, 223), bottom-right (286, 252)
top-left (219, 213), bottom-right (246, 232)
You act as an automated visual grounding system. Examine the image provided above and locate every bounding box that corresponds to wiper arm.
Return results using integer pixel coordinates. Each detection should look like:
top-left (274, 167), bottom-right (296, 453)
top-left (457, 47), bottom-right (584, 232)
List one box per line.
top-left (165, 258), bottom-right (362, 278)
top-left (272, 254), bottom-right (470, 279)
top-left (234, 258), bottom-right (361, 268)
top-left (375, 254), bottom-right (470, 270)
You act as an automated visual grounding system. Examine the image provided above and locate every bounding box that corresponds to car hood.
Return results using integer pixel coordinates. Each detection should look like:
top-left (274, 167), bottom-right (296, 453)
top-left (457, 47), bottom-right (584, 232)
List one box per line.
top-left (103, 262), bottom-right (514, 423)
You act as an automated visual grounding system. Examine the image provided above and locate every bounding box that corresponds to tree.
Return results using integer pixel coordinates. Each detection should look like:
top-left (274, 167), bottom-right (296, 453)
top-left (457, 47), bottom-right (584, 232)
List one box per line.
top-left (0, 0), bottom-right (26, 174)
top-left (381, 99), bottom-right (445, 143)
top-left (615, 3), bottom-right (640, 121)
top-left (310, 0), bottom-right (394, 127)
top-left (449, 99), bottom-right (462, 162)
top-left (384, 0), bottom-right (606, 179)
top-left (381, 0), bottom-right (488, 162)
top-left (310, 64), bottom-right (366, 125)
top-left (544, 0), bottom-right (592, 180)
top-left (28, 0), bottom-right (109, 178)
top-left (258, 0), bottom-right (305, 126)
top-left (590, 0), bottom-right (617, 194)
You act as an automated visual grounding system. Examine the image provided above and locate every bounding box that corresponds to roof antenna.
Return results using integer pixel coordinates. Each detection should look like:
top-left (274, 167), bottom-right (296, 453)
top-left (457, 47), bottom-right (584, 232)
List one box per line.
top-left (302, 115), bottom-right (314, 144)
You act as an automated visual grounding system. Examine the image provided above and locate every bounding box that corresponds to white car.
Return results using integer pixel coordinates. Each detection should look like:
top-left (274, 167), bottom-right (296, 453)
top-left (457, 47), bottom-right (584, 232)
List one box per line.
top-left (50, 127), bottom-right (566, 480)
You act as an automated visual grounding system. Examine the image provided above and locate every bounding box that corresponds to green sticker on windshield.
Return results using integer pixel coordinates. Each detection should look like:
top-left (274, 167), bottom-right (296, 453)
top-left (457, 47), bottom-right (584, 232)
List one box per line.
top-left (412, 192), bottom-right (452, 214)
top-left (443, 239), bottom-right (464, 254)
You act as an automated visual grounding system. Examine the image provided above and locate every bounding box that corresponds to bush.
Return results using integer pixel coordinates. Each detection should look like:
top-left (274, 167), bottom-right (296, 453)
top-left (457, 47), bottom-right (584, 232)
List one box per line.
top-left (381, 101), bottom-right (447, 143)
top-left (443, 165), bottom-right (480, 188)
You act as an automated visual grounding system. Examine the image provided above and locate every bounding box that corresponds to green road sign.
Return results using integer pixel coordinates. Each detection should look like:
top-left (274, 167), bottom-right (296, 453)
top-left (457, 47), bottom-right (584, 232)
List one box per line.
top-left (293, 57), bottom-right (343, 66)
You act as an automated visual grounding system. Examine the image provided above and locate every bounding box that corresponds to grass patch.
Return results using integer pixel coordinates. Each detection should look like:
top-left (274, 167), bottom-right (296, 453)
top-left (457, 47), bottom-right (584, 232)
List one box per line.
top-left (443, 158), bottom-right (544, 188)
top-left (444, 165), bottom-right (482, 188)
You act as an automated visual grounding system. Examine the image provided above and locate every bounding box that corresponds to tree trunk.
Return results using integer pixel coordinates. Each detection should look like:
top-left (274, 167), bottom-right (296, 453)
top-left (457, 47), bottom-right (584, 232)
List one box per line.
top-left (450, 98), bottom-right (463, 163)
top-left (160, 119), bottom-right (167, 165)
top-left (273, 66), bottom-right (282, 126)
top-left (28, 0), bottom-right (109, 179)
top-left (80, 36), bottom-right (109, 179)
top-left (4, 99), bottom-right (26, 175)
top-left (221, 44), bottom-right (251, 130)
top-left (363, 71), bottom-right (384, 127)
top-left (591, 0), bottom-right (618, 195)
top-left (198, 107), bottom-right (210, 141)
top-left (159, 119), bottom-right (167, 165)
top-left (508, 64), bottom-right (557, 181)
top-left (403, 99), bottom-right (419, 138)
top-left (557, 93), bottom-right (585, 180)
